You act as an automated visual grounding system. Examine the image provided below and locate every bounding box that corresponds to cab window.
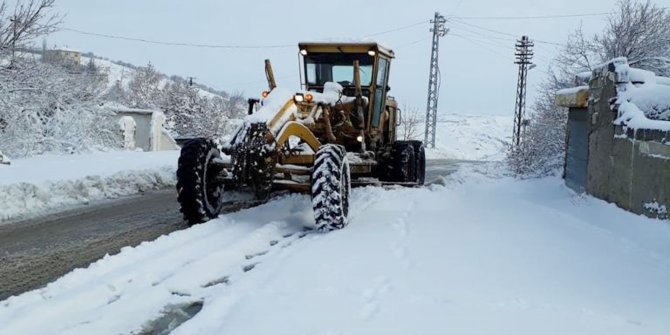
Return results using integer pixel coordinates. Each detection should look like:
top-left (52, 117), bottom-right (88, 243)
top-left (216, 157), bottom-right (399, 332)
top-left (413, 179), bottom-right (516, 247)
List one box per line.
top-left (371, 58), bottom-right (389, 128)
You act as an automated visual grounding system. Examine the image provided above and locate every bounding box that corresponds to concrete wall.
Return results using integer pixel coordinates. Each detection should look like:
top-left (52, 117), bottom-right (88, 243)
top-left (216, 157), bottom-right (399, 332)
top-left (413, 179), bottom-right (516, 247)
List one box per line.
top-left (586, 65), bottom-right (670, 219)
top-left (112, 109), bottom-right (178, 152)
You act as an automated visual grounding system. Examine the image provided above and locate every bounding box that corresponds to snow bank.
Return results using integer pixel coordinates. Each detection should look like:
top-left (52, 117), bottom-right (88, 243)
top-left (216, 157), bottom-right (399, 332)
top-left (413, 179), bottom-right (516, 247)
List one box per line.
top-left (0, 151), bottom-right (178, 223)
top-left (612, 58), bottom-right (670, 130)
top-left (2, 166), bottom-right (669, 334)
top-left (427, 114), bottom-right (513, 161)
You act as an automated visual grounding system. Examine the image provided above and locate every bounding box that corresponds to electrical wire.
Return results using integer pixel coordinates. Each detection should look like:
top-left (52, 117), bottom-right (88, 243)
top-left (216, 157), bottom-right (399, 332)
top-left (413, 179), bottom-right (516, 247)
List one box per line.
top-left (452, 12), bottom-right (612, 20)
top-left (451, 7), bottom-right (668, 20)
top-left (450, 33), bottom-right (515, 62)
top-left (361, 20), bottom-right (430, 38)
top-left (61, 27), bottom-right (295, 49)
top-left (449, 19), bottom-right (563, 46)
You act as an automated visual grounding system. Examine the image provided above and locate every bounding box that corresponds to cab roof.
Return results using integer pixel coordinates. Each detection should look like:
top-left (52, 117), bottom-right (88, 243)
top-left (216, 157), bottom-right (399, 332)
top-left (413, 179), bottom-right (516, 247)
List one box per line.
top-left (298, 42), bottom-right (395, 59)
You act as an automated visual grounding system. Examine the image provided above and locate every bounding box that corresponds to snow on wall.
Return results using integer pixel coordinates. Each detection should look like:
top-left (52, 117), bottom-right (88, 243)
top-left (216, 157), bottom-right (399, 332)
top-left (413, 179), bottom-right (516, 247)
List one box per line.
top-left (118, 116), bottom-right (137, 150)
top-left (612, 58), bottom-right (670, 131)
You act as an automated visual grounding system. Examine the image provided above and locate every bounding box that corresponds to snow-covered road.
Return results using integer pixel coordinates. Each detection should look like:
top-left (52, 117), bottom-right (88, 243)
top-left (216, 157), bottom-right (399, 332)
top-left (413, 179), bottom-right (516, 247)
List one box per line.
top-left (1, 164), bottom-right (669, 335)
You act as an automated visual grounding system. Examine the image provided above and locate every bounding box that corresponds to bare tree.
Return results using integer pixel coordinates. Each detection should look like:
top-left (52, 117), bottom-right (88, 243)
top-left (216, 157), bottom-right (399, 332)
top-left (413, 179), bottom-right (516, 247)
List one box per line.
top-left (126, 62), bottom-right (162, 109)
top-left (398, 104), bottom-right (423, 141)
top-left (596, 0), bottom-right (670, 75)
top-left (0, 0), bottom-right (61, 52)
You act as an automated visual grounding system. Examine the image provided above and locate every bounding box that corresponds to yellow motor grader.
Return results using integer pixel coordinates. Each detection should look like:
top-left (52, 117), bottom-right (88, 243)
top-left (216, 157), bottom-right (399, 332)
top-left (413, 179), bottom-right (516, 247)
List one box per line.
top-left (176, 42), bottom-right (425, 231)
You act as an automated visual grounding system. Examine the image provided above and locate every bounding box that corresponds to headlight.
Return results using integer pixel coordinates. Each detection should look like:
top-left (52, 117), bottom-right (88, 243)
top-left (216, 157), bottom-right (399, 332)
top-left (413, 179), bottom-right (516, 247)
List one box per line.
top-left (294, 93), bottom-right (305, 103)
top-left (300, 49), bottom-right (308, 56)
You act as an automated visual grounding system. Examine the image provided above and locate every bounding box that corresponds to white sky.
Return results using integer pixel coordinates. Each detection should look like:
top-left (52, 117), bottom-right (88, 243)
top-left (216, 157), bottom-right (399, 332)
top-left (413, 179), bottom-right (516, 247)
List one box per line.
top-left (47, 0), bottom-right (638, 117)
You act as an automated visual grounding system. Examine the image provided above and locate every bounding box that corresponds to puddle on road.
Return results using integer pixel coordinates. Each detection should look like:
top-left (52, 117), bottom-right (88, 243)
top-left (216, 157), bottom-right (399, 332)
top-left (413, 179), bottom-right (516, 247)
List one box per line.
top-left (135, 301), bottom-right (204, 335)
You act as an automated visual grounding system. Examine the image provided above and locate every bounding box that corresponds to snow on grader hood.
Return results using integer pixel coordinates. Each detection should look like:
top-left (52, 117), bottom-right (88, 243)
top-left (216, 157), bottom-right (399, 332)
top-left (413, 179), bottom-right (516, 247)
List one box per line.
top-left (176, 42), bottom-right (426, 231)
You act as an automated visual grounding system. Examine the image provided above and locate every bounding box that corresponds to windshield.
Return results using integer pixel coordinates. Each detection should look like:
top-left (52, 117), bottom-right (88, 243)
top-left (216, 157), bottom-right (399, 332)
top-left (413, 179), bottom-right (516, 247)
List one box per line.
top-left (304, 53), bottom-right (374, 87)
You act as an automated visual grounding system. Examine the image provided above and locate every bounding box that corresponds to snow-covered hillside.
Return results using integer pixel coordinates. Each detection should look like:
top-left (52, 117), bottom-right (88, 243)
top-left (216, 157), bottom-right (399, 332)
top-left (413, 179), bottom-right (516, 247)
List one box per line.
top-left (2, 165), bottom-right (669, 334)
top-left (428, 114), bottom-right (513, 161)
top-left (84, 56), bottom-right (221, 99)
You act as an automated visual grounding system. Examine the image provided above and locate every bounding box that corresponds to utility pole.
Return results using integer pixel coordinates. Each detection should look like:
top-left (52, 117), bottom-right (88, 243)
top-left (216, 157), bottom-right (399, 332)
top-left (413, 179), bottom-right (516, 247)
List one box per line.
top-left (424, 12), bottom-right (448, 149)
top-left (512, 35), bottom-right (534, 150)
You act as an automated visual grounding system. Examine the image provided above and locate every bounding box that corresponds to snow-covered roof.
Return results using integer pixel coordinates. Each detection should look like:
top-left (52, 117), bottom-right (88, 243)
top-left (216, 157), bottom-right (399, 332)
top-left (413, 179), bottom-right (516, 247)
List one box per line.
top-left (103, 103), bottom-right (158, 115)
top-left (50, 46), bottom-right (80, 53)
top-left (298, 41), bottom-right (395, 58)
top-left (555, 86), bottom-right (589, 108)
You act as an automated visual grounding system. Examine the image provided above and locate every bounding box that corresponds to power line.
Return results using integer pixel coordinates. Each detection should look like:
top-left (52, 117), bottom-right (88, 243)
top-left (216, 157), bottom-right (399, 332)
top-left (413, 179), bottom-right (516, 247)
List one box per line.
top-left (61, 27), bottom-right (295, 49)
top-left (450, 30), bottom-right (553, 64)
top-left (395, 37), bottom-right (432, 49)
top-left (451, 7), bottom-right (669, 20)
top-left (63, 20), bottom-right (431, 50)
top-left (450, 34), bottom-right (513, 62)
top-left (362, 20), bottom-right (430, 38)
top-left (453, 12), bottom-right (611, 20)
top-left (449, 19), bottom-right (563, 46)
top-left (449, 33), bottom-right (553, 76)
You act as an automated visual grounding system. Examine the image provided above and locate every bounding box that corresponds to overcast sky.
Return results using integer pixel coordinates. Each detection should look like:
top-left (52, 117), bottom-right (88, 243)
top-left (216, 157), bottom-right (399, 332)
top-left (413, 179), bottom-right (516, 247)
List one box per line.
top-left (47, 0), bottom-right (637, 117)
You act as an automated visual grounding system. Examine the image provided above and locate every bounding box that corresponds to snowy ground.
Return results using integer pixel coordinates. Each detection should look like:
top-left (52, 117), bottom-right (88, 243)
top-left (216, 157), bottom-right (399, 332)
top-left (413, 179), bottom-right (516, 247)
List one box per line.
top-left (1, 164), bottom-right (668, 335)
top-left (0, 151), bottom-right (178, 223)
top-left (427, 114), bottom-right (513, 161)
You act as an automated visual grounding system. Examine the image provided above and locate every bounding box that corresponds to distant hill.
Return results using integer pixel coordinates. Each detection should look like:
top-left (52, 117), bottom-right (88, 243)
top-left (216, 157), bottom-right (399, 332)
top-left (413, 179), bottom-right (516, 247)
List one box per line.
top-left (427, 114), bottom-right (513, 161)
top-left (81, 54), bottom-right (228, 99)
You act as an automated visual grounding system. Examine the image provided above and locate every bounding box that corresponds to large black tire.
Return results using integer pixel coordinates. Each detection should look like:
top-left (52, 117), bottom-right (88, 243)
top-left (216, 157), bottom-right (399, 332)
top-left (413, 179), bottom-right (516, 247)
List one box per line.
top-left (389, 141), bottom-right (416, 183)
top-left (176, 138), bottom-right (224, 225)
top-left (408, 141), bottom-right (426, 185)
top-left (232, 124), bottom-right (276, 200)
top-left (311, 144), bottom-right (351, 231)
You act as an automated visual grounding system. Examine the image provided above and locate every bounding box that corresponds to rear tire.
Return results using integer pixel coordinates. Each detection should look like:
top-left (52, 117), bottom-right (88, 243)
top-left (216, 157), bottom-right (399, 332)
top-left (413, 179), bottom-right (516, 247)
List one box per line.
top-left (311, 144), bottom-right (351, 231)
top-left (389, 142), bottom-right (416, 183)
top-left (176, 138), bottom-right (224, 225)
top-left (408, 141), bottom-right (426, 185)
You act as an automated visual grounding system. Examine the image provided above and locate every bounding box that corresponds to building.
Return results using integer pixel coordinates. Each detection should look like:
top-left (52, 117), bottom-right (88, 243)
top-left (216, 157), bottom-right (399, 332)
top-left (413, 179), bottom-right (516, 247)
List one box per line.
top-left (106, 106), bottom-right (179, 152)
top-left (43, 47), bottom-right (81, 67)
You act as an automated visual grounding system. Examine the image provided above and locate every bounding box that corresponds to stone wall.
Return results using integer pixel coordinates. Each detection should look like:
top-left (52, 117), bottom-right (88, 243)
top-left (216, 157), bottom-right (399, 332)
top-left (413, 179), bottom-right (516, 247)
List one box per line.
top-left (586, 64), bottom-right (670, 219)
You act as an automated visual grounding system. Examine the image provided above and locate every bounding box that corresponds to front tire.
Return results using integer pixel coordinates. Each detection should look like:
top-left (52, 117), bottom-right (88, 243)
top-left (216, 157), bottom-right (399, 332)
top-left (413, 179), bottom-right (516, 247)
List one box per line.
top-left (176, 138), bottom-right (224, 225)
top-left (311, 144), bottom-right (351, 231)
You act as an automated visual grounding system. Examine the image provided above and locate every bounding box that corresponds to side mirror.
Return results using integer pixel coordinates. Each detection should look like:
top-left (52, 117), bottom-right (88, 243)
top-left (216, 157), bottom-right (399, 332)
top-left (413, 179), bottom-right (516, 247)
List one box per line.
top-left (396, 108), bottom-right (402, 127)
top-left (386, 85), bottom-right (391, 92)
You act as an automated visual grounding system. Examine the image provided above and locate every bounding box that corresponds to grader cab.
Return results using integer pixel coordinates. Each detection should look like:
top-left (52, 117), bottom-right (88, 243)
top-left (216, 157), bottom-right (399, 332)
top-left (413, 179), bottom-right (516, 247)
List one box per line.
top-left (176, 42), bottom-right (425, 231)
